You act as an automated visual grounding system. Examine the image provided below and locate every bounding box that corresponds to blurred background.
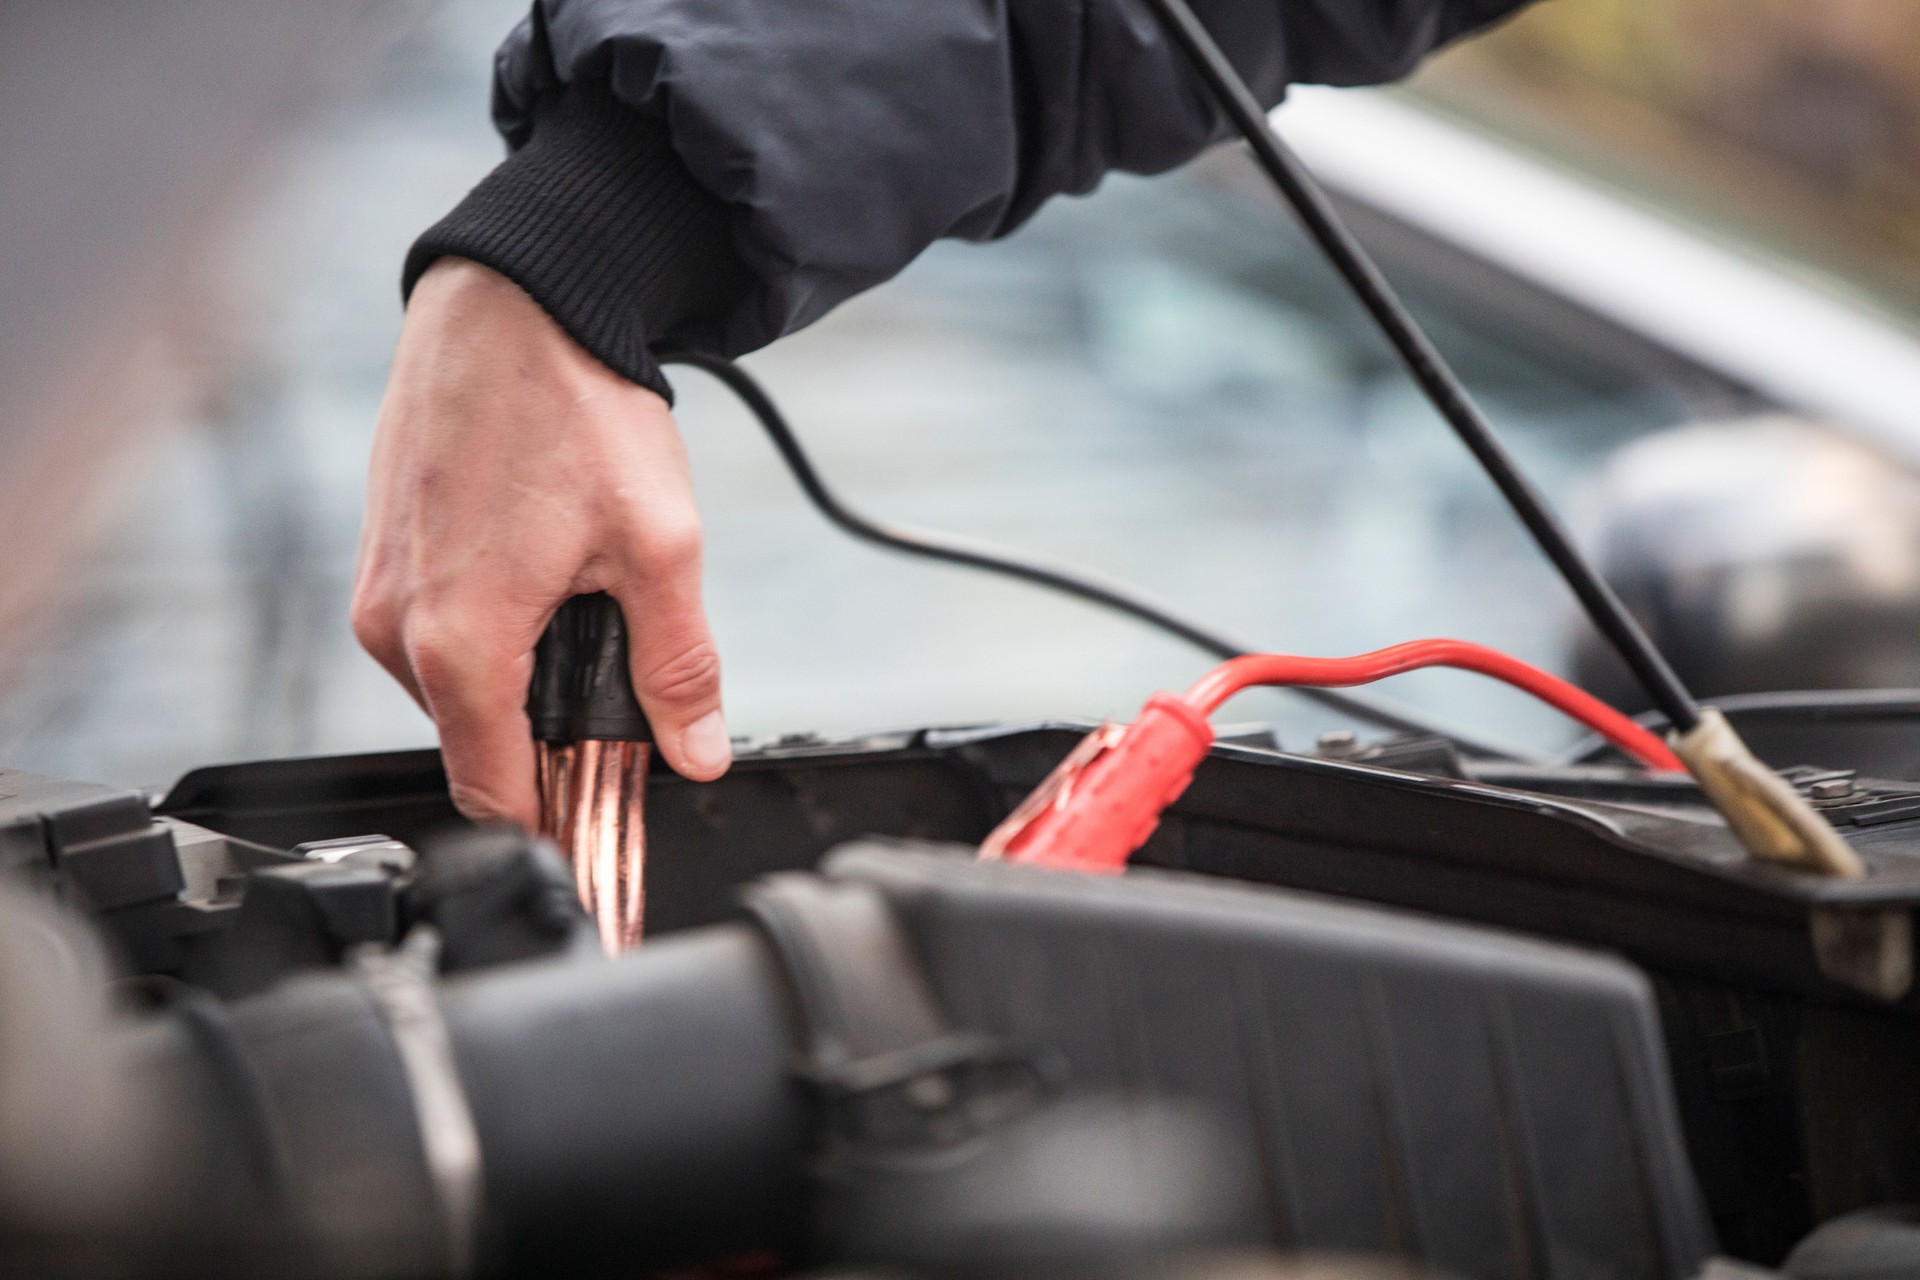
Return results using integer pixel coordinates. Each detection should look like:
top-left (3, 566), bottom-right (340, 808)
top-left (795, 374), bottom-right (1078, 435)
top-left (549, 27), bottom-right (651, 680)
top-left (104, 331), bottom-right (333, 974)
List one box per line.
top-left (1420, 0), bottom-right (1920, 310)
top-left (6, 0), bottom-right (1920, 788)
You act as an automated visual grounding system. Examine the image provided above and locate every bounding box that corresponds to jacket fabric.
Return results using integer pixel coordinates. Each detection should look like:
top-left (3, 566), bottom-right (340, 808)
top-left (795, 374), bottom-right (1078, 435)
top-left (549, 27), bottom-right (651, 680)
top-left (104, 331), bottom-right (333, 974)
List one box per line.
top-left (406, 0), bottom-right (1529, 398)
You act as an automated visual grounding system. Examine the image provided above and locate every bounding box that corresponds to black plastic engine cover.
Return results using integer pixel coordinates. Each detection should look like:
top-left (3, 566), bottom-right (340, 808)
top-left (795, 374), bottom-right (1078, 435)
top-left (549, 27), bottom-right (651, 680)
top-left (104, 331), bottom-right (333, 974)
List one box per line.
top-left (828, 843), bottom-right (1716, 1280)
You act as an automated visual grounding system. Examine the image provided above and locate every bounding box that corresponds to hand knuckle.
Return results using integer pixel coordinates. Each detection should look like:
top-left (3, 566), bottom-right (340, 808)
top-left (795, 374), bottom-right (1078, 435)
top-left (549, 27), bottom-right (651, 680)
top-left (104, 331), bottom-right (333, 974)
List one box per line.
top-left (642, 644), bottom-right (721, 707)
top-left (631, 514), bottom-right (702, 572)
top-left (402, 614), bottom-right (465, 688)
top-left (349, 589), bottom-right (397, 649)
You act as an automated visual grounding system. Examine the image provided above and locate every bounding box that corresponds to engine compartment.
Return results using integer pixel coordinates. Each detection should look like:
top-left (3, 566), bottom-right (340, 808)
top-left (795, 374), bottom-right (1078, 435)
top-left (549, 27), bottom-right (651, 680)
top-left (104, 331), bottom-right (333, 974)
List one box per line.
top-left (9, 705), bottom-right (1920, 1270)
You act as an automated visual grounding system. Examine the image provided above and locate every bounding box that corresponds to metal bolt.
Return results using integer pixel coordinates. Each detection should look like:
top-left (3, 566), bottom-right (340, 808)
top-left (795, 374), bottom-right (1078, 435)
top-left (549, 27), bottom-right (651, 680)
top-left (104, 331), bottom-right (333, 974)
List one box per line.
top-left (1811, 778), bottom-right (1857, 801)
top-left (293, 835), bottom-right (417, 873)
top-left (1316, 730), bottom-right (1360, 756)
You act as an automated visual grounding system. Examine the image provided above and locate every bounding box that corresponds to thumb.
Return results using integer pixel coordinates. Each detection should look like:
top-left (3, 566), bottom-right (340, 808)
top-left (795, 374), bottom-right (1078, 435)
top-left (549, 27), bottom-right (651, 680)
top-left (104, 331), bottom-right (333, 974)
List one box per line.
top-left (610, 575), bottom-right (731, 782)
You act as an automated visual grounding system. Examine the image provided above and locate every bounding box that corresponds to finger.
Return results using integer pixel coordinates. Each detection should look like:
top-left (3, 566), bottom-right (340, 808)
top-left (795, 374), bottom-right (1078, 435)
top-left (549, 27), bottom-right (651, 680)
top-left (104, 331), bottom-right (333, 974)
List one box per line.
top-left (403, 609), bottom-right (541, 828)
top-left (609, 548), bottom-right (729, 782)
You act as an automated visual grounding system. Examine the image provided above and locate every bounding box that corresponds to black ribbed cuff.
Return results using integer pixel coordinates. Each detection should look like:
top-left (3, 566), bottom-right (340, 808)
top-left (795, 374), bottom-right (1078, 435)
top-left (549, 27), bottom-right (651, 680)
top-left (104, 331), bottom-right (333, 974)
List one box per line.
top-left (403, 91), bottom-right (749, 403)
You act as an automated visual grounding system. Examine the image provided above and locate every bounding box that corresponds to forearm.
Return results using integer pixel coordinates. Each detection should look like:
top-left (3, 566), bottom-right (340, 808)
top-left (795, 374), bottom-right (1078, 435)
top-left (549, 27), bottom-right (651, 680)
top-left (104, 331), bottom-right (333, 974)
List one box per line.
top-left (473, 0), bottom-right (1531, 359)
top-left (409, 0), bottom-right (1533, 387)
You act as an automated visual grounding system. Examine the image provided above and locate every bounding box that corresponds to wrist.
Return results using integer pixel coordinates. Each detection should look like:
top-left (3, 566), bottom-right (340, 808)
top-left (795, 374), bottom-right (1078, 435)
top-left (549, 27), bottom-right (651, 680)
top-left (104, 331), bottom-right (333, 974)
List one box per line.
top-left (401, 258), bottom-right (672, 413)
top-left (403, 89), bottom-right (751, 405)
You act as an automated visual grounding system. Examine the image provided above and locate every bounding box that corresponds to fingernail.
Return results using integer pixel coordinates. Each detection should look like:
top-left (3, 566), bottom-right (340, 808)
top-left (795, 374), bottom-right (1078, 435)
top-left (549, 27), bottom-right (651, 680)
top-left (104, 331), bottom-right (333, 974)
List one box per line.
top-left (448, 783), bottom-right (527, 830)
top-left (680, 710), bottom-right (732, 778)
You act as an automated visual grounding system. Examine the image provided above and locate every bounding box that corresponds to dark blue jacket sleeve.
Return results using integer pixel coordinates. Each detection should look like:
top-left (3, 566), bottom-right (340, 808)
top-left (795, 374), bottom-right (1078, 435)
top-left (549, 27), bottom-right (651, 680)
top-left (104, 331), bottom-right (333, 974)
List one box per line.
top-left (409, 0), bottom-right (1528, 392)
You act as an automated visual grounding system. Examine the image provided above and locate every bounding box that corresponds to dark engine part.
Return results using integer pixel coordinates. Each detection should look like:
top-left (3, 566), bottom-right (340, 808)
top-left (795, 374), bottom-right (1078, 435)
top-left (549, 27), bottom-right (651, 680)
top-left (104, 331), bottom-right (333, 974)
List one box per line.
top-left (0, 876), bottom-right (801, 1279)
top-left (12, 699), bottom-right (1920, 1268)
top-left (2, 841), bottom-right (1719, 1279)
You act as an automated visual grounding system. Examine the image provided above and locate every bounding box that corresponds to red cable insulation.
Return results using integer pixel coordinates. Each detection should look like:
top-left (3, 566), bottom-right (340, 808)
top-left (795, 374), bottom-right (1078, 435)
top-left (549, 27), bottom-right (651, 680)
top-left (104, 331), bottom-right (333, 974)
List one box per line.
top-left (1183, 639), bottom-right (1682, 771)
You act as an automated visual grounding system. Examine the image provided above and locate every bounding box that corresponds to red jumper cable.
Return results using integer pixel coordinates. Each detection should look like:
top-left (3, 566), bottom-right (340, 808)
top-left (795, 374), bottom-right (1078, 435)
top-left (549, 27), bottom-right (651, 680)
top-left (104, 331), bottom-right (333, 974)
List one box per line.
top-left (979, 638), bottom-right (1681, 874)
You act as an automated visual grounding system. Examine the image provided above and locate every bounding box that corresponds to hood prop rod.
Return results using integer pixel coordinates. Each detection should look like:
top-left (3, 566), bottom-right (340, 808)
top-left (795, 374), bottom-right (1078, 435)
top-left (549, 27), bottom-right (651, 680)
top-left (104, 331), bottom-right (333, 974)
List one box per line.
top-left (1137, 0), bottom-right (1860, 877)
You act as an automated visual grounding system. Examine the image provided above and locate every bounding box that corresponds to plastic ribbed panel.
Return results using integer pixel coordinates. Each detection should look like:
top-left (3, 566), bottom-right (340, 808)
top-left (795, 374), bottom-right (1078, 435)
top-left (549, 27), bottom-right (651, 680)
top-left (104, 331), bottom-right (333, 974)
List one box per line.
top-left (829, 844), bottom-right (1716, 1280)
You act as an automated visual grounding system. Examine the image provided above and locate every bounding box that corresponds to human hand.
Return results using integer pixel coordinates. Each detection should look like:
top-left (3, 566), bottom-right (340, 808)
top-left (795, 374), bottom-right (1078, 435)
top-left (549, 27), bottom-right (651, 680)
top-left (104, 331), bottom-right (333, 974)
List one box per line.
top-left (352, 257), bottom-right (730, 828)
